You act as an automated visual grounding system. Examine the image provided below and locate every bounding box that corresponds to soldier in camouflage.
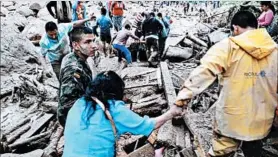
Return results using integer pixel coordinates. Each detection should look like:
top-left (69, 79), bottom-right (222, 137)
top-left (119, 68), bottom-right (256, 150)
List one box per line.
top-left (58, 27), bottom-right (98, 127)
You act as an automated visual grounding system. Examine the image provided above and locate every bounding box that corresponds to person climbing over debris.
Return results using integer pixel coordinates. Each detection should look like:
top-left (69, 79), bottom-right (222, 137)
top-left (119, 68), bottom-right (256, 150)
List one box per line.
top-left (175, 11), bottom-right (278, 157)
top-left (58, 27), bottom-right (99, 127)
top-left (96, 7), bottom-right (113, 57)
top-left (46, 1), bottom-right (72, 23)
top-left (112, 24), bottom-right (140, 64)
top-left (157, 12), bottom-right (169, 57)
top-left (258, 1), bottom-right (275, 28)
top-left (142, 12), bottom-right (164, 67)
top-left (39, 15), bottom-right (95, 79)
top-left (62, 70), bottom-right (183, 157)
top-left (111, 1), bottom-right (126, 31)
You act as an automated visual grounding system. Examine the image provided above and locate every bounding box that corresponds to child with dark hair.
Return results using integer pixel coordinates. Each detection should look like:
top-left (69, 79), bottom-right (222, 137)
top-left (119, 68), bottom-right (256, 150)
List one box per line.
top-left (63, 71), bottom-right (183, 157)
top-left (258, 1), bottom-right (275, 27)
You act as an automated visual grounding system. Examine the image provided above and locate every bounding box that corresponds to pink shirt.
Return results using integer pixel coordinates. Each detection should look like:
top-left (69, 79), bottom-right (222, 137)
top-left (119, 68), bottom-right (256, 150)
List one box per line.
top-left (258, 10), bottom-right (274, 26)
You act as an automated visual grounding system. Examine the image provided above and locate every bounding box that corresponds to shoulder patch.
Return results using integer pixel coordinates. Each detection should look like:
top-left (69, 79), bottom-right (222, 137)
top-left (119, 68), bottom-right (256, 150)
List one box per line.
top-left (74, 72), bottom-right (81, 79)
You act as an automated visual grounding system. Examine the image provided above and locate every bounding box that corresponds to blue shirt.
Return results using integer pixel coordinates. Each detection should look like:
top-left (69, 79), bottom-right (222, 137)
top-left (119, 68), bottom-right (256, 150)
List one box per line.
top-left (39, 23), bottom-right (73, 64)
top-left (63, 97), bottom-right (155, 157)
top-left (157, 18), bottom-right (168, 38)
top-left (96, 15), bottom-right (113, 35)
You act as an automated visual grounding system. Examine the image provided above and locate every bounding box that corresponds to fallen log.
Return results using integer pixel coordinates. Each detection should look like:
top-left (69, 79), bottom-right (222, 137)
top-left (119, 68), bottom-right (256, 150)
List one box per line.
top-left (1, 149), bottom-right (44, 157)
top-left (3, 117), bottom-right (31, 137)
top-left (6, 124), bottom-right (31, 144)
top-left (42, 125), bottom-right (64, 157)
top-left (8, 131), bottom-right (51, 149)
top-left (19, 113), bottom-right (54, 140)
top-left (164, 46), bottom-right (193, 60)
top-left (186, 33), bottom-right (208, 47)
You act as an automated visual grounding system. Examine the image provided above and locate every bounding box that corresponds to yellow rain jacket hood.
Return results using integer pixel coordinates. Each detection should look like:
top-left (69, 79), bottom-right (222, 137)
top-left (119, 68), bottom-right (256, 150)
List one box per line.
top-left (177, 28), bottom-right (277, 141)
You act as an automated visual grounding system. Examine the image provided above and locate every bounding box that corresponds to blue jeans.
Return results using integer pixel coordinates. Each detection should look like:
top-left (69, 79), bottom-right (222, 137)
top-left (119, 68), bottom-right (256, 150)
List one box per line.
top-left (113, 44), bottom-right (132, 64)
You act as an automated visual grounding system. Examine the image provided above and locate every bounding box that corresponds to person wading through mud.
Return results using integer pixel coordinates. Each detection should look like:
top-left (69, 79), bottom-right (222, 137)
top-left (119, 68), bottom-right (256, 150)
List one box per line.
top-left (175, 11), bottom-right (278, 157)
top-left (39, 15), bottom-right (95, 79)
top-left (58, 27), bottom-right (99, 127)
top-left (142, 12), bottom-right (163, 67)
top-left (62, 71), bottom-right (183, 157)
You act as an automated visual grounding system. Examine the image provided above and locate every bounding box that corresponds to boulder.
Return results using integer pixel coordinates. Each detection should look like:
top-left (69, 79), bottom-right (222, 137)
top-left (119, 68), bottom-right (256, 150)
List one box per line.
top-left (37, 7), bottom-right (56, 22)
top-left (16, 6), bottom-right (34, 17)
top-left (0, 7), bottom-right (8, 17)
top-left (6, 5), bottom-right (16, 11)
top-left (22, 18), bottom-right (45, 39)
top-left (1, 1), bottom-right (14, 7)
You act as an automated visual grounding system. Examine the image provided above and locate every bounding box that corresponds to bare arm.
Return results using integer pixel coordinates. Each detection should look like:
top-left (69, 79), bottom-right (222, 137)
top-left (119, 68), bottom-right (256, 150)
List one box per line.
top-left (72, 15), bottom-right (93, 28)
top-left (152, 105), bottom-right (182, 129)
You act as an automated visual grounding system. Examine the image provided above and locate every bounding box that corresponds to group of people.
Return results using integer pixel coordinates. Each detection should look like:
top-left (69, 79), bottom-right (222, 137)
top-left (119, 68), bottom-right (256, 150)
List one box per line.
top-left (38, 1), bottom-right (278, 157)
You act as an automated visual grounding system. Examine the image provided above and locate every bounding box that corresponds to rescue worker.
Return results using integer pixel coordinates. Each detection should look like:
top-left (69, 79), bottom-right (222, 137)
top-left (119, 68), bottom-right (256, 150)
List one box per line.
top-left (111, 1), bottom-right (126, 31)
top-left (175, 11), bottom-right (278, 157)
top-left (142, 12), bottom-right (163, 67)
top-left (72, 0), bottom-right (87, 21)
top-left (62, 71), bottom-right (183, 157)
top-left (157, 12), bottom-right (169, 57)
top-left (58, 27), bottom-right (99, 127)
top-left (112, 24), bottom-right (139, 64)
top-left (39, 16), bottom-right (94, 79)
top-left (96, 7), bottom-right (113, 57)
top-left (46, 1), bottom-right (72, 23)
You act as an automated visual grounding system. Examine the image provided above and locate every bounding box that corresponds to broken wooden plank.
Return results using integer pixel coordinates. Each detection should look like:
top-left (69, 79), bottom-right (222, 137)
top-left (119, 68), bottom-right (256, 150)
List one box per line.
top-left (128, 69), bottom-right (156, 78)
top-left (42, 125), bottom-right (63, 157)
top-left (132, 99), bottom-right (158, 110)
top-left (1, 149), bottom-right (44, 157)
top-left (156, 68), bottom-right (162, 88)
top-left (137, 95), bottom-right (161, 104)
top-left (19, 113), bottom-right (53, 140)
top-left (127, 143), bottom-right (155, 157)
top-left (175, 125), bottom-right (186, 148)
top-left (178, 147), bottom-right (196, 157)
top-left (160, 62), bottom-right (176, 107)
top-left (41, 101), bottom-right (58, 114)
top-left (125, 83), bottom-right (158, 90)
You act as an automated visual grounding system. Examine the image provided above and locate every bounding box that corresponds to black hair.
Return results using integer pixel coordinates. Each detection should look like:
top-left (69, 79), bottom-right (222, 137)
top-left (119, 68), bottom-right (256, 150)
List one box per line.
top-left (230, 11), bottom-right (258, 31)
top-left (141, 12), bottom-right (145, 17)
top-left (45, 21), bottom-right (57, 32)
top-left (260, 1), bottom-right (275, 14)
top-left (125, 24), bottom-right (131, 29)
top-left (149, 12), bottom-right (155, 17)
top-left (83, 71), bottom-right (125, 120)
top-left (101, 7), bottom-right (107, 15)
top-left (157, 12), bottom-right (162, 18)
top-left (70, 27), bottom-right (93, 42)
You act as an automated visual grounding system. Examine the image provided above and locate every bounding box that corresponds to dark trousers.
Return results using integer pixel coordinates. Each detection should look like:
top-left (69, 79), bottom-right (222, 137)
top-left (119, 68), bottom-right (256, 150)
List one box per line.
top-left (146, 37), bottom-right (159, 66)
top-left (158, 37), bottom-right (167, 58)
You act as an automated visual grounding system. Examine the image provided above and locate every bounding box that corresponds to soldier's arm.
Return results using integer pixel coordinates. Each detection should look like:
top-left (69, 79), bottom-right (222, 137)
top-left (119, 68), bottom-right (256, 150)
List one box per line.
top-left (58, 66), bottom-right (85, 123)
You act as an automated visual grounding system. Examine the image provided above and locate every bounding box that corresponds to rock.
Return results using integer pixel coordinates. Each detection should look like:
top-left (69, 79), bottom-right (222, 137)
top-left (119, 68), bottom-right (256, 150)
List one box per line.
top-left (21, 18), bottom-right (45, 39)
top-left (16, 6), bottom-right (34, 17)
top-left (1, 149), bottom-right (44, 157)
top-left (29, 3), bottom-right (42, 11)
top-left (6, 5), bottom-right (16, 11)
top-left (6, 13), bottom-right (29, 32)
top-left (1, 7), bottom-right (8, 17)
top-left (164, 46), bottom-right (193, 60)
top-left (37, 7), bottom-right (56, 22)
top-left (1, 2), bottom-right (14, 7)
top-left (207, 30), bottom-right (229, 46)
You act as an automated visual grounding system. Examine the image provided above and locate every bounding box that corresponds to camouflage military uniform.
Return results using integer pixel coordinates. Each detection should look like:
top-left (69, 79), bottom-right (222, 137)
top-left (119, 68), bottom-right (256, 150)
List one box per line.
top-left (58, 52), bottom-right (92, 127)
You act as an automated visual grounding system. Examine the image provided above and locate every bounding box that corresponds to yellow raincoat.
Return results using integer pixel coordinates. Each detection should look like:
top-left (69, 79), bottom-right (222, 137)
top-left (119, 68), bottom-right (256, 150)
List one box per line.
top-left (176, 28), bottom-right (278, 141)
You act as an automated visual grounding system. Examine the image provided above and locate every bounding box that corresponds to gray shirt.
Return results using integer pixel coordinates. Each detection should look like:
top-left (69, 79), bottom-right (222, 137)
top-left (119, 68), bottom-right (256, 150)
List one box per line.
top-left (113, 29), bottom-right (139, 45)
